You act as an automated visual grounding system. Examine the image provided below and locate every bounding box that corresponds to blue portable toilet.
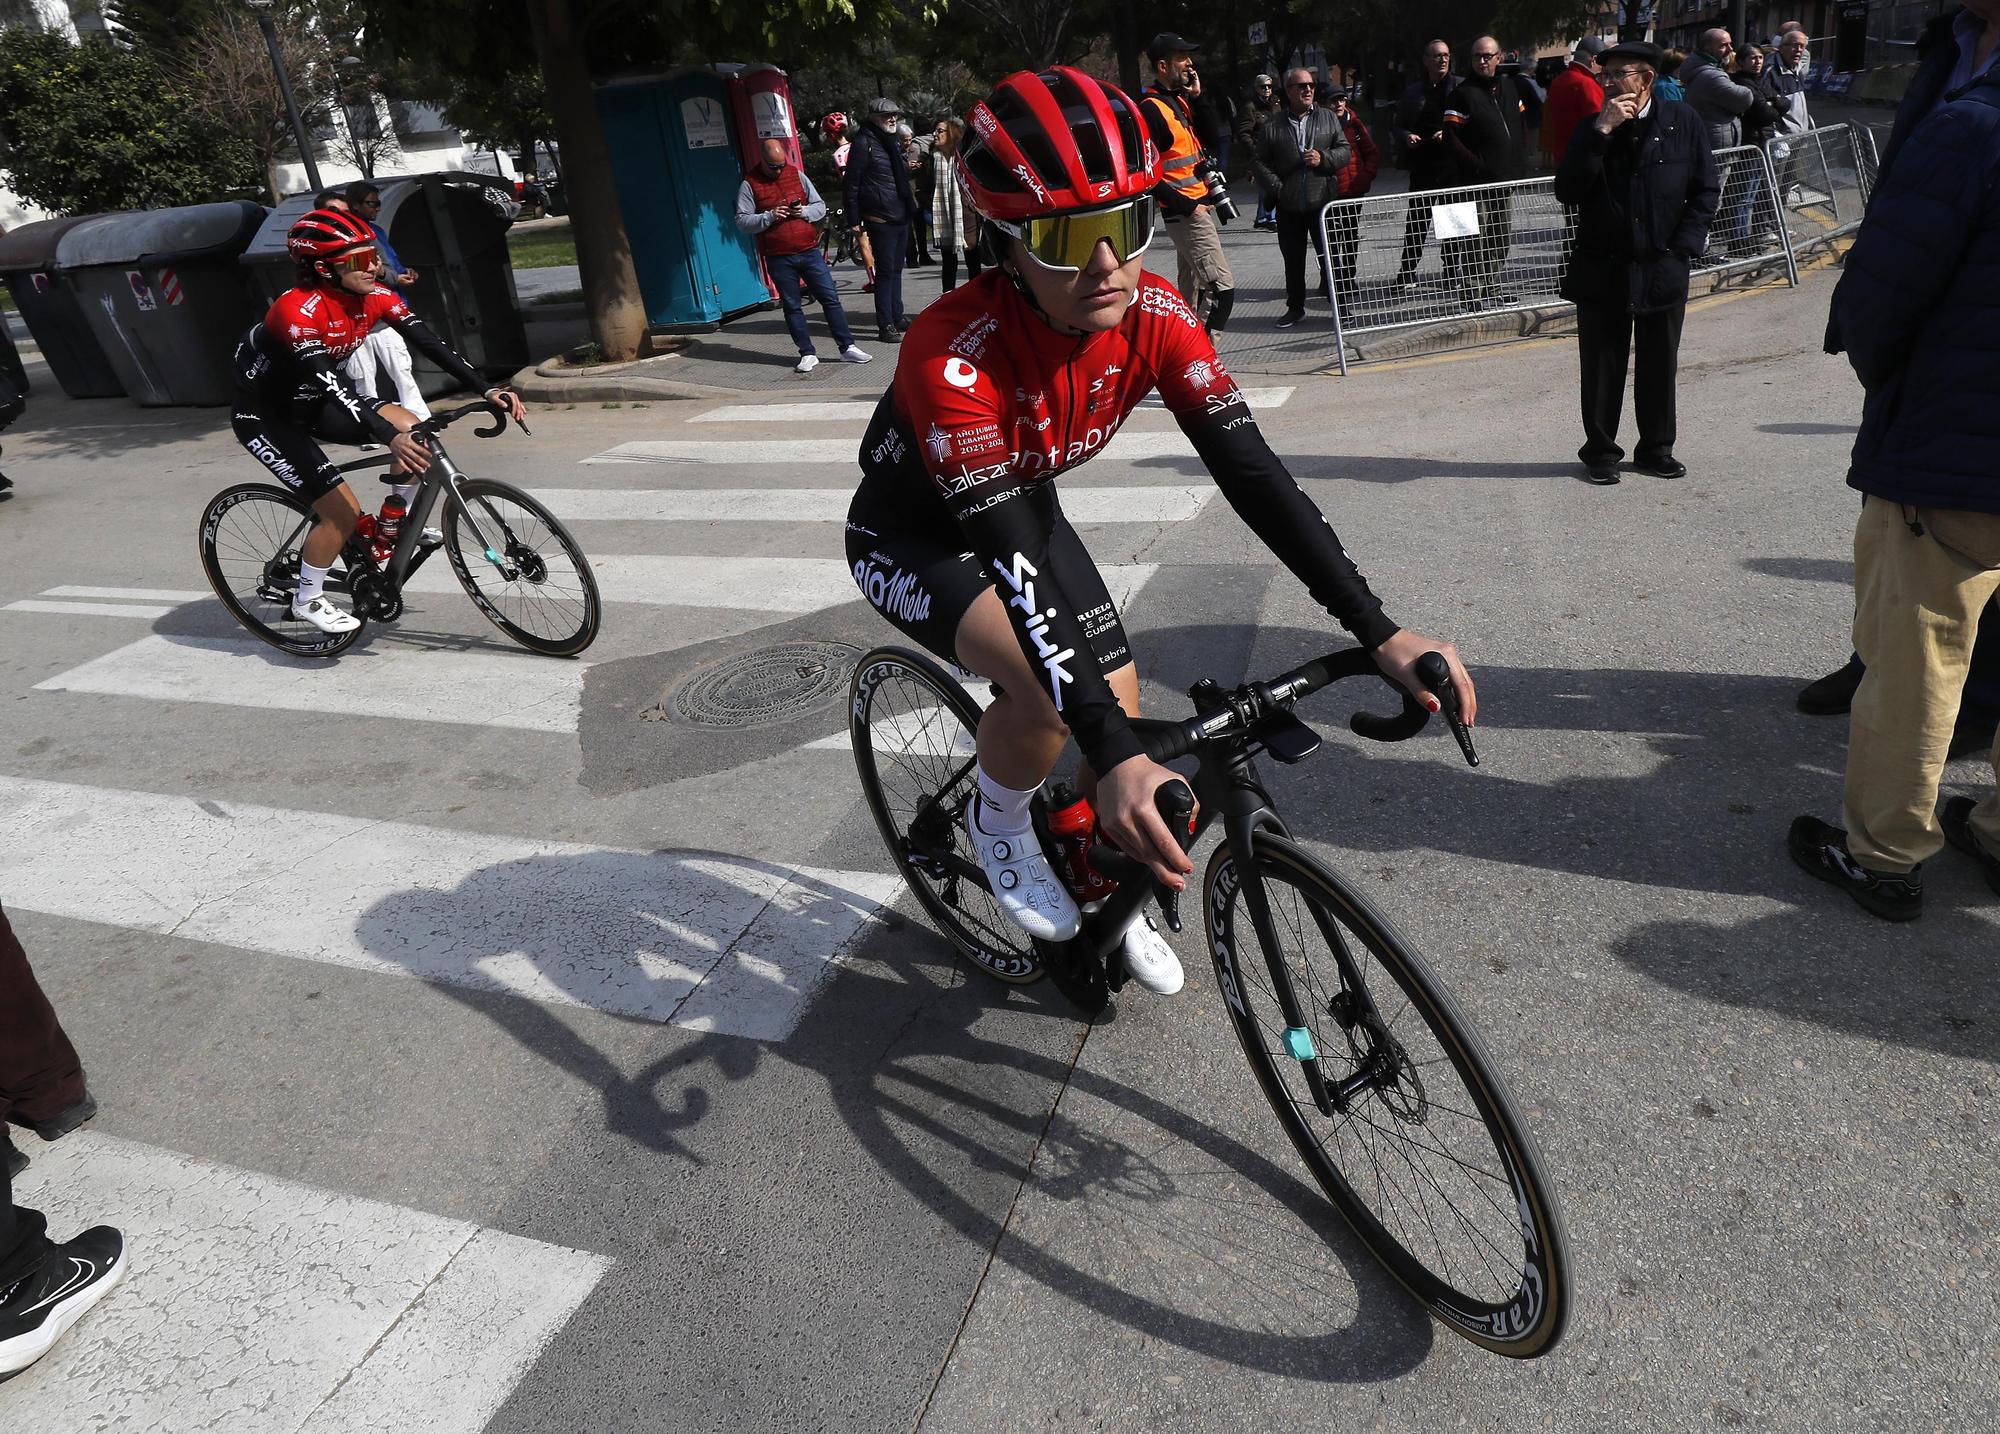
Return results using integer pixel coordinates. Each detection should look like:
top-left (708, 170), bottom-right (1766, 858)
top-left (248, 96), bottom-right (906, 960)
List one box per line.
top-left (594, 69), bottom-right (770, 330)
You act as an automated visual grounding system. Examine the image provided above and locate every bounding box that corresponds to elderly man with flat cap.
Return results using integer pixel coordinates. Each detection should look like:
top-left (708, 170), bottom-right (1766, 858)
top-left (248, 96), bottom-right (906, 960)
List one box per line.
top-left (1553, 39), bottom-right (1719, 486)
top-left (843, 96), bottom-right (916, 343)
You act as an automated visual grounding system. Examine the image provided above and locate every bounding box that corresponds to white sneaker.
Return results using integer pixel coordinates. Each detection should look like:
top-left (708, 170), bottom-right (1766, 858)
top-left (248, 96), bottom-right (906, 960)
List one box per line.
top-left (794, 353), bottom-right (821, 374)
top-left (418, 526), bottom-right (444, 547)
top-left (291, 594), bottom-right (361, 633)
top-left (839, 345), bottom-right (873, 364)
top-left (966, 799), bottom-right (1079, 941)
top-left (1118, 913), bottom-right (1185, 995)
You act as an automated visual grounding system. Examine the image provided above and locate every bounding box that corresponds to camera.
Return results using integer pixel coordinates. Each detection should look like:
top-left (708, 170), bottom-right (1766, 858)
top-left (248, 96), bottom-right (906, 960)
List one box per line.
top-left (1197, 156), bottom-right (1237, 224)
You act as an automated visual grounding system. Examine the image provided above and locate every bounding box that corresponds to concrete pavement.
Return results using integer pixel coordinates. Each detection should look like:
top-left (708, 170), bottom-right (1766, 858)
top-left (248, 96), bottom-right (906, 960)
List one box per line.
top-left (0, 257), bottom-right (1992, 1432)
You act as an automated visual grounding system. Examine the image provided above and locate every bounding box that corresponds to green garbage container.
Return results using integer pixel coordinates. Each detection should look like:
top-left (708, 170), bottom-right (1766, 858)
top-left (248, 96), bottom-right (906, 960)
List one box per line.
top-left (0, 215), bottom-right (127, 399)
top-left (56, 200), bottom-right (267, 406)
top-left (241, 175), bottom-right (527, 398)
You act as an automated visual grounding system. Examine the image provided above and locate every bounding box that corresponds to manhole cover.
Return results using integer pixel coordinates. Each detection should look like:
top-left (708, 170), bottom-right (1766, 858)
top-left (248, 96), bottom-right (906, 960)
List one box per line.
top-left (657, 641), bottom-right (859, 729)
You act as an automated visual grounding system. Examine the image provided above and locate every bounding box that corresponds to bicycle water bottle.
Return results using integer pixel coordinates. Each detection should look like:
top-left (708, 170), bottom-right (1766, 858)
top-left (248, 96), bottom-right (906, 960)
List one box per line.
top-left (371, 495), bottom-right (406, 565)
top-left (1046, 782), bottom-right (1118, 905)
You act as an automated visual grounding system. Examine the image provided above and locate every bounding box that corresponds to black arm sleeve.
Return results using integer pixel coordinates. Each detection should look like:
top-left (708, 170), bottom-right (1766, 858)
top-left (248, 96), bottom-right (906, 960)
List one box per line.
top-left (954, 485), bottom-right (1146, 774)
top-left (1178, 403), bottom-right (1400, 651)
top-left (387, 311), bottom-right (490, 396)
top-left (292, 336), bottom-right (400, 444)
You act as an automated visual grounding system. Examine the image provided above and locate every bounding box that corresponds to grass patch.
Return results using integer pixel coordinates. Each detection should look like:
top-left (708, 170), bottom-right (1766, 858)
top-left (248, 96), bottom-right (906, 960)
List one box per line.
top-left (530, 288), bottom-right (583, 306)
top-left (507, 220), bottom-right (577, 269)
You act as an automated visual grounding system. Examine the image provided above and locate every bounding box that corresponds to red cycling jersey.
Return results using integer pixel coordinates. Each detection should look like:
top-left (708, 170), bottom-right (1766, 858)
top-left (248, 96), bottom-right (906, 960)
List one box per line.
top-left (854, 270), bottom-right (1397, 773)
top-left (264, 284), bottom-right (412, 364)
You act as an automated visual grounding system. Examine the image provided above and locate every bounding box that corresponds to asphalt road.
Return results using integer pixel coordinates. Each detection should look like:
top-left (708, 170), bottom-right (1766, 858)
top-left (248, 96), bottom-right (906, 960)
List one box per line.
top-left (0, 264), bottom-right (1992, 1433)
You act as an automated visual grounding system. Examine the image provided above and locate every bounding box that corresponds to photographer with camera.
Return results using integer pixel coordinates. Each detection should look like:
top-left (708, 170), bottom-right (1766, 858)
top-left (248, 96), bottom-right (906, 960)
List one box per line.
top-left (1251, 68), bottom-right (1351, 328)
top-left (1141, 32), bottom-right (1237, 333)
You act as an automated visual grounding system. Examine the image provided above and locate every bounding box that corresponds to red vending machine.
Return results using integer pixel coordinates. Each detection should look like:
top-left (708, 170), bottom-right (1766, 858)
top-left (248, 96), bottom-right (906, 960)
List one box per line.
top-left (719, 64), bottom-right (803, 301)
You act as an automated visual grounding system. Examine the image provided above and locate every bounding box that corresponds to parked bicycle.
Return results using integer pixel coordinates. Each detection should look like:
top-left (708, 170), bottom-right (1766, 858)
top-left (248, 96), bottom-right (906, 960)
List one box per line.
top-left (198, 400), bottom-right (600, 659)
top-left (848, 643), bottom-right (1570, 1357)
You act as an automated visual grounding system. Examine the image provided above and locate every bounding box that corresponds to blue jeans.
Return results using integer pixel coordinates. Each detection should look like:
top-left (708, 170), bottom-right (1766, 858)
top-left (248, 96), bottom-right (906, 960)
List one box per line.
top-left (766, 248), bottom-right (856, 356)
top-left (862, 219), bottom-right (908, 332)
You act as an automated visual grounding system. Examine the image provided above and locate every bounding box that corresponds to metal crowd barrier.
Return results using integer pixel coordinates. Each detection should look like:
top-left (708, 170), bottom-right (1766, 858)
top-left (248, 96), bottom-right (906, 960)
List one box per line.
top-left (1309, 130), bottom-right (1888, 375)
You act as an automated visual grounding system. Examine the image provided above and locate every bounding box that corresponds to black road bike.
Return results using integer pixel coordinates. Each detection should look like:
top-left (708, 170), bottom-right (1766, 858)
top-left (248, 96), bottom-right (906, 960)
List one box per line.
top-left (848, 644), bottom-right (1571, 1357)
top-left (199, 401), bottom-right (600, 659)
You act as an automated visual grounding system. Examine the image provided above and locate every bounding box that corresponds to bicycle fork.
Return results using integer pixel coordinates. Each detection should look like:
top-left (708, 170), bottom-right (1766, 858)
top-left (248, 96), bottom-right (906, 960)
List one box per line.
top-left (412, 445), bottom-right (518, 581)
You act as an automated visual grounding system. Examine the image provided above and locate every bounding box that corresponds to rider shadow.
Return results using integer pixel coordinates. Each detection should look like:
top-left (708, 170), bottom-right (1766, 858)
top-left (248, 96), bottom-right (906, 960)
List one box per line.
top-left (349, 846), bottom-right (1435, 1379)
top-left (151, 602), bottom-right (534, 663)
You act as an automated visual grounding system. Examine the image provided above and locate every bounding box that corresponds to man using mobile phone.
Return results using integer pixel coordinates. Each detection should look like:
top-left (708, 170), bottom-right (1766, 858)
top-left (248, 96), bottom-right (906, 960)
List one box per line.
top-left (737, 137), bottom-right (873, 375)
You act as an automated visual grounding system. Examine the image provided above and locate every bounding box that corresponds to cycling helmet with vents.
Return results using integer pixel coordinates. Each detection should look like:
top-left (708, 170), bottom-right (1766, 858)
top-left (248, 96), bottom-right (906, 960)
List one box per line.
top-left (960, 68), bottom-right (1161, 271)
top-left (286, 206), bottom-right (378, 266)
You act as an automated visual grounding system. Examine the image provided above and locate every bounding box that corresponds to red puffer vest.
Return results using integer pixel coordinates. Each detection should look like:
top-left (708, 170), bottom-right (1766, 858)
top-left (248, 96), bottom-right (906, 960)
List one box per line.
top-left (743, 165), bottom-right (820, 257)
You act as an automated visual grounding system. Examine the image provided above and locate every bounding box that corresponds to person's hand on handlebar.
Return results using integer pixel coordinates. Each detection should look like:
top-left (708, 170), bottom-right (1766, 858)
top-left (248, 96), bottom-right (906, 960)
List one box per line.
top-left (1372, 628), bottom-right (1477, 725)
top-left (1096, 756), bottom-right (1197, 890)
top-left (483, 388), bottom-right (527, 424)
top-left (387, 430), bottom-right (432, 473)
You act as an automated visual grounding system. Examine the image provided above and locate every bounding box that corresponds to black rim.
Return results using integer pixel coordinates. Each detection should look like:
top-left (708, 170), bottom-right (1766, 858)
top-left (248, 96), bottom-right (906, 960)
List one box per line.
top-left (851, 651), bottom-right (1041, 983)
top-left (1209, 842), bottom-right (1566, 1355)
top-left (445, 482), bottom-right (598, 654)
top-left (199, 486), bottom-right (359, 658)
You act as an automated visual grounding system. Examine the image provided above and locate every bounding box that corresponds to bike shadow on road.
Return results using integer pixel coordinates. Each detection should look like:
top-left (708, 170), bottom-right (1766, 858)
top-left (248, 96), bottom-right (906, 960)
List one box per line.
top-left (1150, 622), bottom-right (1999, 1062)
top-left (150, 601), bottom-right (548, 663)
top-left (1127, 450), bottom-right (1594, 484)
top-left (349, 849), bottom-right (1436, 1381)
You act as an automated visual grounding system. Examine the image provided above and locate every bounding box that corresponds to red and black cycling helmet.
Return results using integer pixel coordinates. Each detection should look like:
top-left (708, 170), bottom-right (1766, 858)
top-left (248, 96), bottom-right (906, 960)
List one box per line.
top-left (287, 206), bottom-right (377, 270)
top-left (960, 67), bottom-right (1159, 223)
top-left (820, 110), bottom-right (850, 142)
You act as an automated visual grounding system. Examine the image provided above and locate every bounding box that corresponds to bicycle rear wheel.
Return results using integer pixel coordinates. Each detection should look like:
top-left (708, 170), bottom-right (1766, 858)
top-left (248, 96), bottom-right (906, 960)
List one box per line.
top-left (444, 478), bottom-right (600, 656)
top-left (849, 647), bottom-right (1042, 984)
top-left (1203, 832), bottom-right (1570, 1357)
top-left (197, 482), bottom-right (364, 658)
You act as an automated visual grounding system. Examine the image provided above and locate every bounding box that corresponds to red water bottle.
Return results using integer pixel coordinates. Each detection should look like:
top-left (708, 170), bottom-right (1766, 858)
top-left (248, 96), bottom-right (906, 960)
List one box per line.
top-left (1046, 782), bottom-right (1118, 905)
top-left (370, 495), bottom-right (406, 565)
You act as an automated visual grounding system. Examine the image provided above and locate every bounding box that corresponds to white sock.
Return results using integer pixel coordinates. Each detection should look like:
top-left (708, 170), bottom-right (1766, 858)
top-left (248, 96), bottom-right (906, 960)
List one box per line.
top-left (295, 559), bottom-right (330, 606)
top-left (390, 482), bottom-right (418, 508)
top-left (975, 767), bottom-right (1037, 834)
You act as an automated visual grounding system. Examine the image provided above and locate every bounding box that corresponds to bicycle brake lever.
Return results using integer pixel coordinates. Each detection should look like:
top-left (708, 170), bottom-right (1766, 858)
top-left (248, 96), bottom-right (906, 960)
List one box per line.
top-left (1415, 651), bottom-right (1480, 768)
top-left (1154, 781), bottom-right (1196, 934)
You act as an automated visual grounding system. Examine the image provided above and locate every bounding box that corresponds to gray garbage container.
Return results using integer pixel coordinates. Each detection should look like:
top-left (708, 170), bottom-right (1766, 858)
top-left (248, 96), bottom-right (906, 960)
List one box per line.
top-left (0, 306), bottom-right (26, 397)
top-left (0, 216), bottom-right (127, 399)
top-left (55, 200), bottom-right (266, 406)
top-left (241, 174), bottom-right (528, 399)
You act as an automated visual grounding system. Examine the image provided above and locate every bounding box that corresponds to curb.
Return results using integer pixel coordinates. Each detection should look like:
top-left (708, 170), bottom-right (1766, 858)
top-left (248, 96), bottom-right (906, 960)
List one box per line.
top-left (509, 353), bottom-right (748, 405)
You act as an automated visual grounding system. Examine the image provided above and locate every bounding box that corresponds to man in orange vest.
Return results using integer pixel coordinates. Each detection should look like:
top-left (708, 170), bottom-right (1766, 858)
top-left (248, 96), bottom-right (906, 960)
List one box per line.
top-left (736, 137), bottom-right (875, 375)
top-left (1140, 32), bottom-right (1237, 332)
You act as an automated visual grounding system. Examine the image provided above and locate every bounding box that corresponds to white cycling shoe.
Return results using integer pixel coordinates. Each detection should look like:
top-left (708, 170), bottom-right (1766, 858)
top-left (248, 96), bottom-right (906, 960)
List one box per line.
top-left (291, 594), bottom-right (361, 634)
top-left (966, 800), bottom-right (1080, 941)
top-left (1118, 913), bottom-right (1185, 995)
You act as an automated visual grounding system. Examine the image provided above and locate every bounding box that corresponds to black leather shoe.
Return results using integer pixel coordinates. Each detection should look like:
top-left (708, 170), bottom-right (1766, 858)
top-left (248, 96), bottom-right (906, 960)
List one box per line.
top-left (1275, 309), bottom-right (1305, 329)
top-left (1581, 465), bottom-right (1620, 486)
top-left (1635, 454), bottom-right (1687, 479)
top-left (9, 1092), bottom-right (96, 1142)
top-left (1797, 656), bottom-right (1863, 716)
top-left (1940, 796), bottom-right (2000, 894)
top-left (1788, 815), bottom-right (1923, 921)
top-left (877, 329), bottom-right (902, 345)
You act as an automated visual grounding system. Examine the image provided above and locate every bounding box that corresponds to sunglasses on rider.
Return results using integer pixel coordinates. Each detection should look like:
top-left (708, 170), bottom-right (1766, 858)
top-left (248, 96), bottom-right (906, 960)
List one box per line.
top-left (994, 195), bottom-right (1156, 273)
top-left (334, 247), bottom-right (379, 273)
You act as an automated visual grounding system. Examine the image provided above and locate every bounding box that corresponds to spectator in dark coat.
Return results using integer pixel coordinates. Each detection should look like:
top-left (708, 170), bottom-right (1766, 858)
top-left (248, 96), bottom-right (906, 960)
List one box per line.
top-left (1796, 6), bottom-right (2000, 782)
top-left (1554, 40), bottom-right (1718, 486)
top-left (1683, 28), bottom-right (1769, 254)
top-left (1443, 35), bottom-right (1538, 306)
top-left (1544, 37), bottom-right (1605, 167)
top-left (1393, 39), bottom-right (1463, 286)
top-left (1237, 75), bottom-right (1282, 227)
top-left (0, 364), bottom-right (21, 498)
top-left (1327, 86), bottom-right (1378, 310)
top-left (842, 97), bottom-right (915, 344)
top-left (1251, 68), bottom-right (1351, 328)
top-left (1790, 49), bottom-right (2000, 922)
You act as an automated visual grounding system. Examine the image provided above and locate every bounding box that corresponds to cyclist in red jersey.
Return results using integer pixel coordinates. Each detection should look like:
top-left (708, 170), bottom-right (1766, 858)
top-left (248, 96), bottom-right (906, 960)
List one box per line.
top-left (231, 207), bottom-right (524, 634)
top-left (848, 68), bottom-right (1476, 993)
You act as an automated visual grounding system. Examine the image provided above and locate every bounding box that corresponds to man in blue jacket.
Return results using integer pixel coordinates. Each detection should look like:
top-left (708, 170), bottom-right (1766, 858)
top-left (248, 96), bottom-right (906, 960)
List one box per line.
top-left (842, 97), bottom-right (915, 345)
top-left (1790, 7), bottom-right (2000, 920)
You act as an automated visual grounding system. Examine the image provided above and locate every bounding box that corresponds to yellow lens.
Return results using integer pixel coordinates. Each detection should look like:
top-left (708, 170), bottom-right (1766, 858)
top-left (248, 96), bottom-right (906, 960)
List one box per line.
top-left (1021, 198), bottom-right (1154, 271)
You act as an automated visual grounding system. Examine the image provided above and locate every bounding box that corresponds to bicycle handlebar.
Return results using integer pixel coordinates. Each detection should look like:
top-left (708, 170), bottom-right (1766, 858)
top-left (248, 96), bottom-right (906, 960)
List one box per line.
top-left (412, 397), bottom-right (529, 441)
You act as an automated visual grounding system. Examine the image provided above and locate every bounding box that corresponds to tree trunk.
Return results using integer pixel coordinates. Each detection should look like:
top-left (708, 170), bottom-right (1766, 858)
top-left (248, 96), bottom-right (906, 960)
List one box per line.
top-left (528, 0), bottom-right (645, 361)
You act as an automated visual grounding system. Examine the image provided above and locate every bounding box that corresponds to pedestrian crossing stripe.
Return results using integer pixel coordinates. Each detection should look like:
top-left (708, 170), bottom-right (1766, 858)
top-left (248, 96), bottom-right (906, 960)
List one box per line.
top-left (579, 433), bottom-right (1198, 467)
top-left (688, 388), bottom-right (1295, 423)
top-left (1, 1132), bottom-right (609, 1434)
top-left (0, 774), bottom-right (899, 1039)
top-left (534, 486), bottom-right (1214, 525)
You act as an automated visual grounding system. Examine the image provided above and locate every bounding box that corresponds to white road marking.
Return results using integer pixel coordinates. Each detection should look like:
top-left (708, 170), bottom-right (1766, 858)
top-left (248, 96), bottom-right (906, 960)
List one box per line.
top-left (2, 599), bottom-right (177, 620)
top-left (0, 775), bottom-right (897, 1038)
top-left (536, 485), bottom-right (1215, 526)
top-left (0, 1132), bottom-right (609, 1434)
top-left (45, 584), bottom-right (213, 603)
top-left (688, 388), bottom-right (1295, 423)
top-left (581, 431), bottom-right (1197, 467)
top-left (37, 634), bottom-right (586, 733)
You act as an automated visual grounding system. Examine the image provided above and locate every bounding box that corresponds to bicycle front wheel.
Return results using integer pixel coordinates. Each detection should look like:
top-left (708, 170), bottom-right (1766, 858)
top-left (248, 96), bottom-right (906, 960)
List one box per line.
top-left (197, 482), bottom-right (364, 659)
top-left (849, 647), bottom-right (1042, 985)
top-left (444, 478), bottom-right (600, 656)
top-left (1203, 832), bottom-right (1570, 1357)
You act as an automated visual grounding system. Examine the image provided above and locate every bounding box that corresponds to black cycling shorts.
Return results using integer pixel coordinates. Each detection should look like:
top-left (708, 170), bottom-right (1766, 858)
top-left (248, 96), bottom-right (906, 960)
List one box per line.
top-left (845, 484), bottom-right (1133, 679)
top-left (231, 395), bottom-right (387, 505)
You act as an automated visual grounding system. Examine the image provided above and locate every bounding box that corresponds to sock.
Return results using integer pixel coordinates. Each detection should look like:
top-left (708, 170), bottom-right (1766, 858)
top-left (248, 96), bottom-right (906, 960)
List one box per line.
top-left (295, 559), bottom-right (329, 606)
top-left (390, 482), bottom-right (418, 508)
top-left (975, 767), bottom-right (1036, 834)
